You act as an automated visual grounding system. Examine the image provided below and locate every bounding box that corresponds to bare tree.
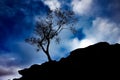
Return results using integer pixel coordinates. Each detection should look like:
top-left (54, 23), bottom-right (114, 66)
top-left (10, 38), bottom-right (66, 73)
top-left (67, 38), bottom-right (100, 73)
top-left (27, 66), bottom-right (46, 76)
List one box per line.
top-left (26, 9), bottom-right (77, 62)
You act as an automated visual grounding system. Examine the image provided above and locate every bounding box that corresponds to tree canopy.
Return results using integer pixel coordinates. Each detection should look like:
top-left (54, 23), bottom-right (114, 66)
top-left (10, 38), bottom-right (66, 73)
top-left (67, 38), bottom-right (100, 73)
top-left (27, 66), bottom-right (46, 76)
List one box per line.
top-left (26, 9), bottom-right (77, 61)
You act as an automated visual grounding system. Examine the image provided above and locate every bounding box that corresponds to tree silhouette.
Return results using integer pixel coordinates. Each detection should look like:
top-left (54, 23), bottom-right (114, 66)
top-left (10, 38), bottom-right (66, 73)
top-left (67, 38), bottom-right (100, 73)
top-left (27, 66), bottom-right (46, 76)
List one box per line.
top-left (26, 9), bottom-right (77, 61)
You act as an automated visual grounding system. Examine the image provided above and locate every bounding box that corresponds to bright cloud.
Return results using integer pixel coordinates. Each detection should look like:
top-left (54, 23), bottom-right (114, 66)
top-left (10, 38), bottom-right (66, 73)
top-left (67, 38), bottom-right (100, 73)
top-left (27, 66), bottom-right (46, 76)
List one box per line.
top-left (85, 17), bottom-right (120, 43)
top-left (70, 38), bottom-right (95, 50)
top-left (43, 0), bottom-right (61, 11)
top-left (71, 0), bottom-right (93, 15)
top-left (49, 29), bottom-right (74, 60)
top-left (70, 17), bottom-right (120, 50)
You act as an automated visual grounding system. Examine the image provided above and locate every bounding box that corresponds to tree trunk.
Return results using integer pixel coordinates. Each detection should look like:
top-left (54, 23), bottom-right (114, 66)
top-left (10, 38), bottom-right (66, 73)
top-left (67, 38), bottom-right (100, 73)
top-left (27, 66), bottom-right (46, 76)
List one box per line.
top-left (45, 38), bottom-right (52, 62)
top-left (46, 51), bottom-right (52, 62)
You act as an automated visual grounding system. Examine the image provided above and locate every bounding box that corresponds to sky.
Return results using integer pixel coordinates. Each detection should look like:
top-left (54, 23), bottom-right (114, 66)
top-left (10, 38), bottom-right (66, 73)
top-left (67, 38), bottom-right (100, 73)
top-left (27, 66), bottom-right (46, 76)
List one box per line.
top-left (0, 0), bottom-right (120, 80)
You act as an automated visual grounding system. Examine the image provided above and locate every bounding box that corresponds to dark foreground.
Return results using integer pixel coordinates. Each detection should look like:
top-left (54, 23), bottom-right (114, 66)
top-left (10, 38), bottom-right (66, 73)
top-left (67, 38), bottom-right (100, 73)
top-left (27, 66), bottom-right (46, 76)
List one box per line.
top-left (13, 42), bottom-right (120, 80)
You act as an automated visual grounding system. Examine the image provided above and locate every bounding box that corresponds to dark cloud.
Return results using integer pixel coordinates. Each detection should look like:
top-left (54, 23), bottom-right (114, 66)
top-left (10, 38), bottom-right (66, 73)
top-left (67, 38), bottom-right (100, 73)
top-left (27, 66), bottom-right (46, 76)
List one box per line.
top-left (94, 0), bottom-right (120, 23)
top-left (0, 67), bottom-right (14, 76)
top-left (107, 0), bottom-right (120, 23)
top-left (0, 55), bottom-right (16, 77)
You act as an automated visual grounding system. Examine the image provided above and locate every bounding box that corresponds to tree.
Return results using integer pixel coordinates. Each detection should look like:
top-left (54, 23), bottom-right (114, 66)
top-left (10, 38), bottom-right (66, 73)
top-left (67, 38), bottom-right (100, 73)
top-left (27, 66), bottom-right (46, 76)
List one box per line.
top-left (25, 9), bottom-right (77, 62)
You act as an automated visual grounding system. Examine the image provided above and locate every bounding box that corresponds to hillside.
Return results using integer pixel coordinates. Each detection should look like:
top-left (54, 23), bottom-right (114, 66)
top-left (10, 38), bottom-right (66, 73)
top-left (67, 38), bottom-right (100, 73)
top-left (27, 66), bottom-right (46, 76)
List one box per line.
top-left (13, 42), bottom-right (120, 80)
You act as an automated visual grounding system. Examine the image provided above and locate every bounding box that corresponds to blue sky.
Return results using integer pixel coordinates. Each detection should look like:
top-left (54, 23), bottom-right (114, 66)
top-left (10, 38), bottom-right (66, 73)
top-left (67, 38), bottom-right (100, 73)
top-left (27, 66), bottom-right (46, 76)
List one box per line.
top-left (0, 0), bottom-right (120, 80)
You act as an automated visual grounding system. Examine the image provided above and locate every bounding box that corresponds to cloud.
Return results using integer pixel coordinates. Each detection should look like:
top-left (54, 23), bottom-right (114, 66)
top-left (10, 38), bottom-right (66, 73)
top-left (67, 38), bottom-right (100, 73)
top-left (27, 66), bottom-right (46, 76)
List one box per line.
top-left (0, 41), bottom-right (47, 79)
top-left (0, 66), bottom-right (21, 80)
top-left (0, 54), bottom-right (21, 79)
top-left (108, 1), bottom-right (120, 23)
top-left (93, 0), bottom-right (120, 23)
top-left (48, 29), bottom-right (74, 60)
top-left (70, 38), bottom-right (95, 50)
top-left (85, 17), bottom-right (120, 43)
top-left (43, 0), bottom-right (61, 11)
top-left (0, 66), bottom-right (14, 76)
top-left (70, 17), bottom-right (120, 50)
top-left (0, 55), bottom-right (16, 67)
top-left (15, 41), bottom-right (47, 64)
top-left (71, 0), bottom-right (93, 15)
